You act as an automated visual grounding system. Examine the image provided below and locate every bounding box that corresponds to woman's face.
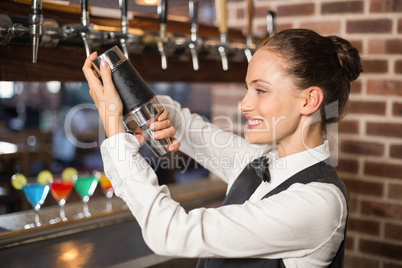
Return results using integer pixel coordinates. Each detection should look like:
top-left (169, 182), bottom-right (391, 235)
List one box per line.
top-left (239, 49), bottom-right (304, 146)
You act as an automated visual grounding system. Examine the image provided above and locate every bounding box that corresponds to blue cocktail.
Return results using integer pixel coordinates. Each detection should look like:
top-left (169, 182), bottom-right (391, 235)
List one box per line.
top-left (22, 180), bottom-right (50, 228)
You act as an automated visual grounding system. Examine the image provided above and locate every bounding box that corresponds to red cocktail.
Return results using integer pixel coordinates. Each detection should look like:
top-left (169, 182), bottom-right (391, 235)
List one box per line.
top-left (50, 178), bottom-right (75, 222)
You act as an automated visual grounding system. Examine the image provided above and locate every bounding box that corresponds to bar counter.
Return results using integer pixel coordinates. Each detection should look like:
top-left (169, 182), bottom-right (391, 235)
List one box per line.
top-left (0, 178), bottom-right (227, 267)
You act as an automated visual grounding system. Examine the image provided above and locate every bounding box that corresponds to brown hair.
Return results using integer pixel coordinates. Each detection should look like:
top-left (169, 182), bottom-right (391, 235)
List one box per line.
top-left (260, 28), bottom-right (362, 129)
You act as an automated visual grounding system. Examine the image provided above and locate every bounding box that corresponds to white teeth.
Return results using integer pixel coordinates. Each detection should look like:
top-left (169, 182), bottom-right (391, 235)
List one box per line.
top-left (248, 119), bottom-right (262, 125)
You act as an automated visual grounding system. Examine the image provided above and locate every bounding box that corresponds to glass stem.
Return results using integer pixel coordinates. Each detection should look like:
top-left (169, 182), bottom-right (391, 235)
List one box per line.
top-left (83, 196), bottom-right (91, 217)
top-left (106, 190), bottom-right (113, 212)
top-left (59, 200), bottom-right (67, 221)
top-left (34, 206), bottom-right (41, 227)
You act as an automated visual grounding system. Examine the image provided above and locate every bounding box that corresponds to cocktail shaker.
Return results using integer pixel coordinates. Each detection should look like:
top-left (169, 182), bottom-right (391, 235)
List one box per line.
top-left (92, 46), bottom-right (171, 156)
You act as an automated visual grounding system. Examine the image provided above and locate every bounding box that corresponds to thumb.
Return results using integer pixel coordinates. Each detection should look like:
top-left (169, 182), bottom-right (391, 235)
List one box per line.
top-left (100, 60), bottom-right (114, 89)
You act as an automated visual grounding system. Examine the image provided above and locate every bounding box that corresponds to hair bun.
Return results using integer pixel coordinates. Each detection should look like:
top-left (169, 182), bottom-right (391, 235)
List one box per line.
top-left (328, 36), bottom-right (362, 82)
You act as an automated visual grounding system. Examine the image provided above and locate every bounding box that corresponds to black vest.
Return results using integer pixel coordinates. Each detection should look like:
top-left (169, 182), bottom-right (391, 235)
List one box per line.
top-left (197, 159), bottom-right (348, 268)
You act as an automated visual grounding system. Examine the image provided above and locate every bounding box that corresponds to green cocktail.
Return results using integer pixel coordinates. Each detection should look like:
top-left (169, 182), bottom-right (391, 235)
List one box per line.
top-left (74, 174), bottom-right (99, 218)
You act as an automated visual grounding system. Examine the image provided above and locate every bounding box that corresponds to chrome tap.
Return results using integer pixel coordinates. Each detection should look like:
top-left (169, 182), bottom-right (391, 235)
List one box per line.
top-left (119, 0), bottom-right (129, 59)
top-left (188, 0), bottom-right (199, 71)
top-left (244, 0), bottom-right (254, 62)
top-left (29, 0), bottom-right (43, 63)
top-left (267, 10), bottom-right (276, 37)
top-left (80, 0), bottom-right (91, 57)
top-left (157, 0), bottom-right (168, 70)
top-left (216, 0), bottom-right (228, 71)
top-left (0, 15), bottom-right (29, 45)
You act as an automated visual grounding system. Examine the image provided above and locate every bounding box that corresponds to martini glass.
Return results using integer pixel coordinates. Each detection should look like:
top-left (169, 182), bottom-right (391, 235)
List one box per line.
top-left (49, 176), bottom-right (75, 223)
top-left (74, 173), bottom-right (99, 218)
top-left (98, 172), bottom-right (114, 212)
top-left (22, 178), bottom-right (50, 229)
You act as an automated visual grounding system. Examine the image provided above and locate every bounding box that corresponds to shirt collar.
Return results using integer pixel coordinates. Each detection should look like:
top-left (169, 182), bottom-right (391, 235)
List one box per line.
top-left (267, 140), bottom-right (331, 188)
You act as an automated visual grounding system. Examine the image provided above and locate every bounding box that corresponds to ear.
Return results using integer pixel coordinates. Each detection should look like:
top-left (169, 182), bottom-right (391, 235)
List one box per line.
top-left (300, 86), bottom-right (324, 116)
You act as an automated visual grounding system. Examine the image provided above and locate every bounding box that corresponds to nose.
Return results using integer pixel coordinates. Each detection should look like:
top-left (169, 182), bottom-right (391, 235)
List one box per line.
top-left (238, 90), bottom-right (253, 114)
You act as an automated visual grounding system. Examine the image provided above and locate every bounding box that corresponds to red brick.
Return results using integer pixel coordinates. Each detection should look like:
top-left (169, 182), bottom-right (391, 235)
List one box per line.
top-left (345, 235), bottom-right (355, 250)
top-left (366, 122), bottom-right (402, 138)
top-left (360, 238), bottom-right (402, 260)
top-left (399, 18), bottom-right (402, 33)
top-left (348, 216), bottom-right (380, 235)
top-left (385, 223), bottom-right (402, 241)
top-left (396, 60), bottom-right (402, 73)
top-left (322, 1), bottom-right (364, 14)
top-left (388, 183), bottom-right (402, 200)
top-left (364, 160), bottom-right (402, 179)
top-left (339, 120), bottom-right (359, 134)
top-left (336, 158), bottom-right (359, 173)
top-left (299, 21), bottom-right (340, 35)
top-left (370, 0), bottom-right (402, 12)
top-left (386, 39), bottom-right (402, 54)
top-left (345, 255), bottom-right (380, 268)
top-left (341, 140), bottom-right (384, 156)
top-left (379, 40), bottom-right (401, 54)
top-left (390, 144), bottom-right (402, 159)
top-left (392, 102), bottom-right (402, 116)
top-left (361, 59), bottom-right (388, 73)
top-left (349, 100), bottom-right (386, 115)
top-left (348, 195), bottom-right (359, 214)
top-left (361, 200), bottom-right (402, 220)
top-left (349, 40), bottom-right (363, 54)
top-left (343, 177), bottom-right (384, 196)
top-left (277, 3), bottom-right (315, 17)
top-left (347, 19), bottom-right (392, 33)
top-left (367, 80), bottom-right (402, 96)
top-left (369, 39), bottom-right (402, 54)
top-left (351, 80), bottom-right (362, 94)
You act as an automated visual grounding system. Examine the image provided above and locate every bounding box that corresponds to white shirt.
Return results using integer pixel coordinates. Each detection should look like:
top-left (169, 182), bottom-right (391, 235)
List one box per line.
top-left (100, 96), bottom-right (347, 268)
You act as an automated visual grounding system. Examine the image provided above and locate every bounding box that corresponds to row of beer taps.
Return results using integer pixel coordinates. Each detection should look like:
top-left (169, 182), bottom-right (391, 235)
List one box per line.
top-left (0, 0), bottom-right (276, 71)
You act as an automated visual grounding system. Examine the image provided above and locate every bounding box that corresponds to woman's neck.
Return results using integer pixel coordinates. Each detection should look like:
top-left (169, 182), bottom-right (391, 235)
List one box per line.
top-left (276, 120), bottom-right (324, 158)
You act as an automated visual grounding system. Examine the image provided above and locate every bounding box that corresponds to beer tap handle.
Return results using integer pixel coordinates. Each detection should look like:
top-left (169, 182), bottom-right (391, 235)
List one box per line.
top-left (216, 0), bottom-right (228, 71)
top-left (119, 0), bottom-right (129, 59)
top-left (246, 0), bottom-right (254, 46)
top-left (29, 0), bottom-right (43, 63)
top-left (244, 0), bottom-right (254, 62)
top-left (1, 15), bottom-right (29, 45)
top-left (189, 0), bottom-right (198, 42)
top-left (267, 10), bottom-right (276, 37)
top-left (9, 23), bottom-right (30, 37)
top-left (80, 0), bottom-right (91, 57)
top-left (157, 0), bottom-right (168, 70)
top-left (189, 0), bottom-right (199, 71)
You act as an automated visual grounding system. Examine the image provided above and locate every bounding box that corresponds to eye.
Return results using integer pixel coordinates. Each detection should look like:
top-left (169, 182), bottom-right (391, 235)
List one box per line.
top-left (256, 88), bottom-right (266, 94)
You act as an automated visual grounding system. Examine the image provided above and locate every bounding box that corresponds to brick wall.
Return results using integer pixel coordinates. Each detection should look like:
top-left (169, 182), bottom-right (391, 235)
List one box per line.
top-left (211, 0), bottom-right (402, 267)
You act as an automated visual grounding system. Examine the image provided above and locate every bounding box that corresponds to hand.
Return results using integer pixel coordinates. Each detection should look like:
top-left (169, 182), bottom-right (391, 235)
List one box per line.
top-left (138, 107), bottom-right (181, 153)
top-left (82, 52), bottom-right (126, 137)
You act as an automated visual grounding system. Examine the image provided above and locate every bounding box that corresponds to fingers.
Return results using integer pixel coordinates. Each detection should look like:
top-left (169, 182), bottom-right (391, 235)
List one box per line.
top-left (82, 52), bottom-right (102, 88)
top-left (153, 125), bottom-right (176, 140)
top-left (100, 60), bottom-right (114, 94)
top-left (157, 107), bottom-right (169, 121)
top-left (168, 137), bottom-right (181, 152)
top-left (150, 118), bottom-right (172, 131)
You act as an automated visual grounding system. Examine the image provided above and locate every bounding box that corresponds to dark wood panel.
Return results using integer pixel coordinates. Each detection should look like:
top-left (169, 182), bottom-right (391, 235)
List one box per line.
top-left (0, 0), bottom-right (252, 82)
top-left (0, 45), bottom-right (248, 82)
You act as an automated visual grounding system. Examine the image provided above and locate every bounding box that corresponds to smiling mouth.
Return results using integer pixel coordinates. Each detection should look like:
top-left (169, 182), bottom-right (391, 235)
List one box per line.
top-left (247, 118), bottom-right (263, 129)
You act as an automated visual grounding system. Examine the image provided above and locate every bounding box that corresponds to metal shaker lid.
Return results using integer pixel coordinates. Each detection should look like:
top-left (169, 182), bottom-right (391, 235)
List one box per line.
top-left (92, 46), bottom-right (127, 74)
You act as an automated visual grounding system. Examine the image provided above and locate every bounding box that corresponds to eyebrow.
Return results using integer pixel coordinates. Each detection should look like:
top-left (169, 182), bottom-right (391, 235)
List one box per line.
top-left (248, 79), bottom-right (271, 86)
